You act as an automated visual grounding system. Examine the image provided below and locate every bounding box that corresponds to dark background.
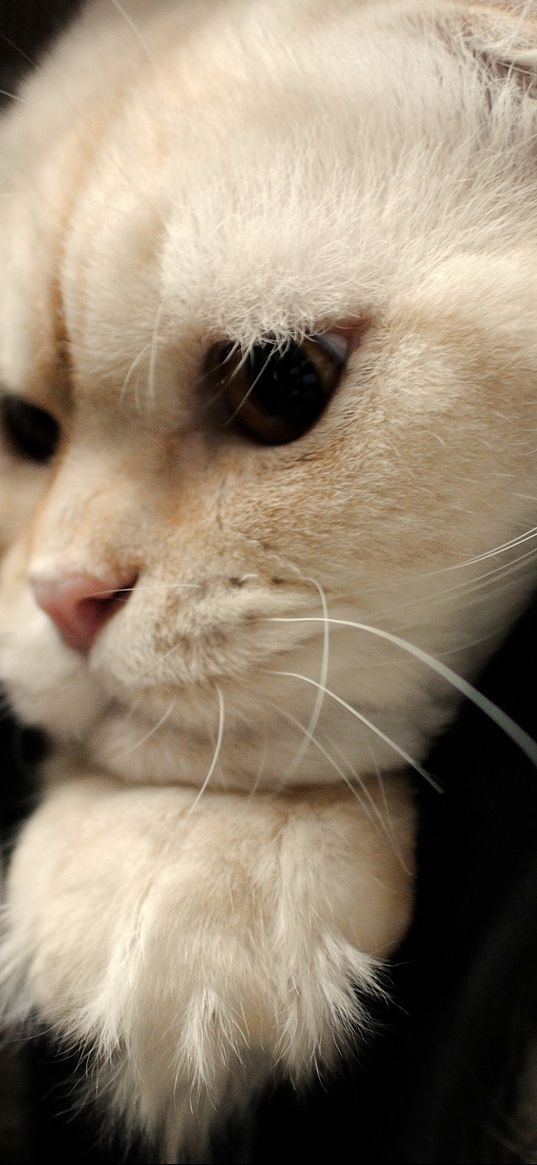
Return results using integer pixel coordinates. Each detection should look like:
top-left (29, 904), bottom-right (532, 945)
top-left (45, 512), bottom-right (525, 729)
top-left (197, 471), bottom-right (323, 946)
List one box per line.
top-left (1, 3), bottom-right (537, 1160)
top-left (0, 0), bottom-right (79, 93)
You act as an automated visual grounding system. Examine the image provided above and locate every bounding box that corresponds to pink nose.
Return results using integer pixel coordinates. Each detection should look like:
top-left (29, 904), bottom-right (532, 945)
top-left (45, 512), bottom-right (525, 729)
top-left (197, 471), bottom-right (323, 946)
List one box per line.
top-left (31, 571), bottom-right (136, 654)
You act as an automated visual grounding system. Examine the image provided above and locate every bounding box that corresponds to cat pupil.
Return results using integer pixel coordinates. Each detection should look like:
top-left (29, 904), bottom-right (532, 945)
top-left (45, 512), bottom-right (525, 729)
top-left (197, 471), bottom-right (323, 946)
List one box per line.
top-left (209, 333), bottom-right (347, 444)
top-left (247, 342), bottom-right (324, 428)
top-left (1, 395), bottom-right (60, 464)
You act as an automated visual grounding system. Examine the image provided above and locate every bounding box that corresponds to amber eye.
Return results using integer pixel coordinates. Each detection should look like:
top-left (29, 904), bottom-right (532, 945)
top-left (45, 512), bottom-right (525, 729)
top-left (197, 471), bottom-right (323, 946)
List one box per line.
top-left (1, 395), bottom-right (60, 464)
top-left (207, 333), bottom-right (349, 445)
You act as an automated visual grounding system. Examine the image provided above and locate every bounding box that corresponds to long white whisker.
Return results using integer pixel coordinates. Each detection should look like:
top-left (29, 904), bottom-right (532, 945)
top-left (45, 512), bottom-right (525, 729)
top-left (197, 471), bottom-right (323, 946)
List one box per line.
top-left (111, 583), bottom-right (200, 595)
top-left (113, 692), bottom-right (144, 732)
top-left (384, 550), bottom-right (537, 641)
top-left (363, 544), bottom-right (537, 628)
top-left (118, 340), bottom-right (153, 407)
top-left (425, 524), bottom-right (537, 575)
top-left (275, 704), bottom-right (353, 786)
top-left (439, 544), bottom-right (537, 595)
top-left (125, 636), bottom-right (186, 684)
top-left (0, 88), bottom-right (30, 104)
top-left (363, 740), bottom-right (412, 866)
top-left (281, 575), bottom-right (330, 781)
top-left (223, 346), bottom-right (276, 426)
top-left (112, 697), bottom-right (176, 761)
top-left (409, 542), bottom-right (537, 605)
top-left (275, 704), bottom-right (410, 868)
top-left (147, 298), bottom-right (167, 407)
top-left (0, 32), bottom-right (38, 70)
top-left (107, 0), bottom-right (158, 71)
top-left (269, 616), bottom-right (537, 767)
top-left (329, 729), bottom-right (413, 874)
top-left (186, 686), bottom-right (225, 817)
top-left (246, 729), bottom-right (269, 802)
top-left (268, 669), bottom-right (439, 789)
top-left (83, 583), bottom-right (200, 602)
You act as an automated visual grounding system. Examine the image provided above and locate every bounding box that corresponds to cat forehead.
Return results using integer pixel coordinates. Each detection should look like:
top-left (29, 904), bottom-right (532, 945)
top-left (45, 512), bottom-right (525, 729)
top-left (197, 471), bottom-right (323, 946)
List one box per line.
top-left (0, 0), bottom-right (533, 400)
top-left (59, 23), bottom-right (475, 372)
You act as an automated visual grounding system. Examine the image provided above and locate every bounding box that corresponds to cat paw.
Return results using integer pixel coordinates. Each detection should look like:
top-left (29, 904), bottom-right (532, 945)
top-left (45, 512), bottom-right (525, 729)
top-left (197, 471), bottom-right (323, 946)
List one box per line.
top-left (0, 772), bottom-right (415, 1159)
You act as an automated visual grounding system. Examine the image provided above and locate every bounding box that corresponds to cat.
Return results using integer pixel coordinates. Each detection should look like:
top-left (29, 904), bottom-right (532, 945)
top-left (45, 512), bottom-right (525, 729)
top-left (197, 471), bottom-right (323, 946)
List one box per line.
top-left (1, 0), bottom-right (537, 1160)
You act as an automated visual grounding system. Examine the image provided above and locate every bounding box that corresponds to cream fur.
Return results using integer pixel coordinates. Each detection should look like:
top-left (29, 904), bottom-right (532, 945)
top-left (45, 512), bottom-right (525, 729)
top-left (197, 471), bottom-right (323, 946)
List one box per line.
top-left (1, 0), bottom-right (537, 1159)
top-left (2, 774), bottom-right (413, 1158)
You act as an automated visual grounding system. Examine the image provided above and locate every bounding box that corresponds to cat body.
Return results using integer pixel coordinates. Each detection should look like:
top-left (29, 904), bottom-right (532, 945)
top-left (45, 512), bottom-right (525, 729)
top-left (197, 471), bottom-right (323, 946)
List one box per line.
top-left (0, 0), bottom-right (537, 1158)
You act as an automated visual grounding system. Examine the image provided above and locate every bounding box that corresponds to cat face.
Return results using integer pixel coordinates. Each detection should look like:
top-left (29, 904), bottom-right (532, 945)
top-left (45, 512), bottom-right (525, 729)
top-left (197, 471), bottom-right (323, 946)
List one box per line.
top-left (0, 0), bottom-right (536, 790)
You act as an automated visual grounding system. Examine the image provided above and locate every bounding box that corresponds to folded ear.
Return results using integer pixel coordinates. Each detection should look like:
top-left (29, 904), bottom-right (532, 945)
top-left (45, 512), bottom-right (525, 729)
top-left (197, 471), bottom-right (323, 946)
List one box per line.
top-left (447, 2), bottom-right (537, 90)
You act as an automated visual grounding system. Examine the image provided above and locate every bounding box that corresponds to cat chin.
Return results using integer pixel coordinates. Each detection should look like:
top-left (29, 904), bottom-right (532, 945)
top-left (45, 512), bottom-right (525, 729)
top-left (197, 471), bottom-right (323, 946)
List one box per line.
top-left (85, 689), bottom-right (429, 793)
top-left (1, 610), bottom-right (454, 788)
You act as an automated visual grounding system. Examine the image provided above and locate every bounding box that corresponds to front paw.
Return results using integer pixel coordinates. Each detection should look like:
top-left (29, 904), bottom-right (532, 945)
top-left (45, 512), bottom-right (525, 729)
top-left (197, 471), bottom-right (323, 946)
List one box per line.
top-left (0, 774), bottom-right (415, 1159)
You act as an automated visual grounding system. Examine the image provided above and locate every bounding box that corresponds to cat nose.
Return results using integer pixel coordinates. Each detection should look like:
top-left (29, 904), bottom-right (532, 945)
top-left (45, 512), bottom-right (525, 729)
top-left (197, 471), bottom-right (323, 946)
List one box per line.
top-left (31, 571), bottom-right (137, 655)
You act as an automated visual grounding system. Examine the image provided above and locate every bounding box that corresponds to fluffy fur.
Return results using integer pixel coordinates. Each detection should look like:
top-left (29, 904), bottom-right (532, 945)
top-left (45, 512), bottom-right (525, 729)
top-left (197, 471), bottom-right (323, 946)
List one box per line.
top-left (1, 0), bottom-right (537, 1159)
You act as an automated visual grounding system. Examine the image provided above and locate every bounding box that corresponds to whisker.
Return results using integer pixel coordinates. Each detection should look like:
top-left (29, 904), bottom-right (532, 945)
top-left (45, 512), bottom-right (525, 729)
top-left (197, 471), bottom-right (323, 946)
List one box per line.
top-left (362, 544), bottom-right (537, 629)
top-left (186, 685), bottom-right (225, 817)
top-left (413, 543), bottom-right (537, 605)
top-left (111, 697), bottom-right (176, 761)
top-left (424, 524), bottom-right (537, 575)
top-left (274, 703), bottom-right (410, 868)
top-left (147, 298), bottom-right (168, 408)
top-left (108, 0), bottom-right (158, 73)
top-left (329, 728), bottom-right (414, 874)
top-left (112, 692), bottom-right (144, 732)
top-left (222, 345), bottom-right (277, 427)
top-left (203, 340), bottom-right (243, 410)
top-left (280, 575), bottom-right (330, 781)
top-left (362, 739), bottom-right (413, 864)
top-left (268, 668), bottom-right (439, 789)
top-left (269, 616), bottom-right (537, 768)
top-left (246, 729), bottom-right (269, 802)
top-left (0, 87), bottom-right (29, 104)
top-left (0, 32), bottom-right (38, 69)
top-left (87, 583), bottom-right (200, 598)
top-left (274, 704), bottom-right (350, 787)
top-left (118, 340), bottom-right (153, 407)
top-left (379, 549), bottom-right (537, 642)
top-left (124, 583), bottom-right (200, 591)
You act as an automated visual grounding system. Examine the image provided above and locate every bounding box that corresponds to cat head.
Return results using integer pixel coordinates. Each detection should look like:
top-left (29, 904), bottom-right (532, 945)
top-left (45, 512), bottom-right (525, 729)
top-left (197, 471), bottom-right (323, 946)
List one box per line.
top-left (0, 0), bottom-right (537, 789)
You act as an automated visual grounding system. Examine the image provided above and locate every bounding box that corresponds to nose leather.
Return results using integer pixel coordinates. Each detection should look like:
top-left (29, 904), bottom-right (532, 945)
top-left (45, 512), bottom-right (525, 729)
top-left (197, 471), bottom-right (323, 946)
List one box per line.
top-left (31, 571), bottom-right (135, 654)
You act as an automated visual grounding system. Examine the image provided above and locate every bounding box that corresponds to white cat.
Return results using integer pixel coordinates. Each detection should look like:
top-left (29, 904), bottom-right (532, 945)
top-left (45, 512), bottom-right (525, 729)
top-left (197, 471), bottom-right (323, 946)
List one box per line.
top-left (0, 0), bottom-right (536, 1159)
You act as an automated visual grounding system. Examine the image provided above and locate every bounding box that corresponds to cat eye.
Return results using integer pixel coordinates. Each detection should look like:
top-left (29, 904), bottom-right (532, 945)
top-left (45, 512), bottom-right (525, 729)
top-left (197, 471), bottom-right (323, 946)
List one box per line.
top-left (206, 333), bottom-right (350, 444)
top-left (1, 394), bottom-right (60, 464)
